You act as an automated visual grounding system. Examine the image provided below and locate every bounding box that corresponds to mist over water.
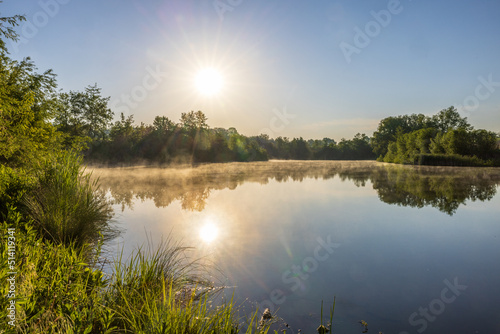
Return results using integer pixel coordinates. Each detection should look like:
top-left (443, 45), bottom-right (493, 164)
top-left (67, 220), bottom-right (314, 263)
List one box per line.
top-left (92, 161), bottom-right (500, 333)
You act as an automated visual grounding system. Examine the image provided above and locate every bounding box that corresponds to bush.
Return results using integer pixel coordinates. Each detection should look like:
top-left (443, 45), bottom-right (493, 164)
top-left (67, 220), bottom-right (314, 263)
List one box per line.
top-left (416, 154), bottom-right (492, 167)
top-left (22, 151), bottom-right (116, 247)
top-left (0, 165), bottom-right (35, 221)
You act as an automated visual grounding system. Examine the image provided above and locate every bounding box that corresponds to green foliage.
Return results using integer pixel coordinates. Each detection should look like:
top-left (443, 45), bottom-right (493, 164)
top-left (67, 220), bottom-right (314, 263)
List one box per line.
top-left (372, 113), bottom-right (435, 158)
top-left (0, 12), bottom-right (79, 167)
top-left (180, 110), bottom-right (208, 131)
top-left (0, 165), bottom-right (35, 220)
top-left (106, 238), bottom-right (247, 333)
top-left (379, 106), bottom-right (498, 166)
top-left (372, 106), bottom-right (471, 158)
top-left (22, 151), bottom-right (115, 247)
top-left (83, 108), bottom-right (379, 164)
top-left (383, 128), bottom-right (438, 164)
top-left (336, 133), bottom-right (375, 160)
top-left (289, 137), bottom-right (311, 160)
top-left (86, 111), bottom-right (273, 164)
top-left (0, 8), bottom-right (25, 51)
top-left (0, 220), bottom-right (111, 333)
top-left (431, 106), bottom-right (472, 132)
top-left (153, 115), bottom-right (175, 133)
top-left (416, 154), bottom-right (492, 167)
top-left (54, 84), bottom-right (114, 151)
top-left (0, 55), bottom-right (63, 166)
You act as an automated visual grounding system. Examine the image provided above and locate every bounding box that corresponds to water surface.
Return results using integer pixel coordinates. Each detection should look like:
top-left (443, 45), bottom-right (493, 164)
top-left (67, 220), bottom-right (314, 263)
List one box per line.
top-left (94, 161), bottom-right (500, 334)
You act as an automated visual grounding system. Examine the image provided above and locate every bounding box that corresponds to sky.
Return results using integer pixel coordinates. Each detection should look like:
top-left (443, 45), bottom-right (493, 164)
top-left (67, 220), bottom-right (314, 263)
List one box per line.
top-left (2, 0), bottom-right (500, 140)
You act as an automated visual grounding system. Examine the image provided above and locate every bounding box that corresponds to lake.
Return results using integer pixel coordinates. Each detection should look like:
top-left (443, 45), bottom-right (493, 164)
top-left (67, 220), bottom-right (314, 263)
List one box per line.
top-left (93, 161), bottom-right (500, 334)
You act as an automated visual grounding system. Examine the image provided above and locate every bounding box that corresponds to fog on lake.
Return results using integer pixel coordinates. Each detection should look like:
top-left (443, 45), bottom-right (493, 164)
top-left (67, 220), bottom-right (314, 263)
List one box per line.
top-left (93, 161), bottom-right (500, 334)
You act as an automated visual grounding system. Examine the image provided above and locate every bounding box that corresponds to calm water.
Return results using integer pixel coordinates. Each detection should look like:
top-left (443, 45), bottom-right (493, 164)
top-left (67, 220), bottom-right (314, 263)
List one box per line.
top-left (93, 161), bottom-right (500, 334)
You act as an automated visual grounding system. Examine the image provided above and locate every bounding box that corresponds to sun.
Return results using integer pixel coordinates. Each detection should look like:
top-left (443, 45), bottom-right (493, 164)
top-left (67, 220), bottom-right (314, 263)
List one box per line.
top-left (194, 68), bottom-right (224, 96)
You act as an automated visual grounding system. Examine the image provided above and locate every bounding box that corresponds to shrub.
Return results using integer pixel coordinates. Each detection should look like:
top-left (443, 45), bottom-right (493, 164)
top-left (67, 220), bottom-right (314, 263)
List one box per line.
top-left (416, 154), bottom-right (492, 167)
top-left (23, 151), bottom-right (116, 247)
top-left (0, 165), bottom-right (35, 221)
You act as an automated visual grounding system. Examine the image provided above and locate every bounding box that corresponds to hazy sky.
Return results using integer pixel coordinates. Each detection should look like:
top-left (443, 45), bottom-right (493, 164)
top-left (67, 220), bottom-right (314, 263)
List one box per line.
top-left (3, 0), bottom-right (500, 140)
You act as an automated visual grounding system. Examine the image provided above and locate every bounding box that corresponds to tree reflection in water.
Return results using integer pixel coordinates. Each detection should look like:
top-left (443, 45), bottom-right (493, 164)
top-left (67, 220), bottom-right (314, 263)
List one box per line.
top-left (93, 161), bottom-right (500, 216)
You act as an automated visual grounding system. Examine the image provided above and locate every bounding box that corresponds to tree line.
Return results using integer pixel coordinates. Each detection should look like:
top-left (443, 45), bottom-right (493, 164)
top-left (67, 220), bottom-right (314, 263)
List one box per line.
top-left (372, 106), bottom-right (500, 166)
top-left (81, 111), bottom-right (376, 164)
top-left (55, 100), bottom-right (498, 166)
top-left (45, 87), bottom-right (377, 163)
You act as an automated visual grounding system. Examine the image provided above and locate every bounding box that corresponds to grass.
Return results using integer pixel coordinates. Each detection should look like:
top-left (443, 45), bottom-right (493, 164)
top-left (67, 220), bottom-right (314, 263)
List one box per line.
top-left (106, 236), bottom-right (239, 333)
top-left (22, 151), bottom-right (117, 248)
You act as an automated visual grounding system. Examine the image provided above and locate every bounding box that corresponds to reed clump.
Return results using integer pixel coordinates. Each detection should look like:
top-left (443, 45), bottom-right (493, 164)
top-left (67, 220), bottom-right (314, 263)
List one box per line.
top-left (22, 151), bottom-right (116, 248)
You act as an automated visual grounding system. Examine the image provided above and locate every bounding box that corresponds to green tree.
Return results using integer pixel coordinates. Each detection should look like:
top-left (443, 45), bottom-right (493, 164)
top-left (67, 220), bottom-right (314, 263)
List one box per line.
top-left (153, 115), bottom-right (174, 134)
top-left (290, 137), bottom-right (311, 160)
top-left (349, 133), bottom-right (375, 159)
top-left (469, 129), bottom-right (498, 158)
top-left (374, 107), bottom-right (473, 161)
top-left (180, 110), bottom-right (208, 132)
top-left (431, 106), bottom-right (472, 132)
top-left (83, 84), bottom-right (113, 140)
top-left (274, 136), bottom-right (291, 159)
top-left (0, 54), bottom-right (61, 166)
top-left (54, 84), bottom-right (113, 143)
top-left (371, 114), bottom-right (430, 158)
top-left (54, 90), bottom-right (90, 150)
top-left (383, 128), bottom-right (438, 164)
top-left (439, 128), bottom-right (471, 155)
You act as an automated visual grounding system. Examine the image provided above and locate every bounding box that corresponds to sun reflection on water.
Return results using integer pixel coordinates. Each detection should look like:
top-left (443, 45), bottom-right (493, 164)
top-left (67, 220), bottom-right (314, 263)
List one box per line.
top-left (199, 218), bottom-right (219, 243)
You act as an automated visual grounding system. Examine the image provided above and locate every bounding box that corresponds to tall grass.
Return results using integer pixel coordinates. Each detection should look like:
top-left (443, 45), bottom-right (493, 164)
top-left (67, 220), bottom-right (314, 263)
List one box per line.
top-left (0, 215), bottom-right (109, 333)
top-left (107, 236), bottom-right (234, 333)
top-left (22, 151), bottom-right (116, 247)
top-left (104, 236), bottom-right (277, 333)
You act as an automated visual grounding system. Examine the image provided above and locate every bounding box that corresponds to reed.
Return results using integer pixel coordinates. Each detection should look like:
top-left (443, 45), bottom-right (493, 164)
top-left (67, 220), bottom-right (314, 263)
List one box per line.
top-left (22, 151), bottom-right (116, 248)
